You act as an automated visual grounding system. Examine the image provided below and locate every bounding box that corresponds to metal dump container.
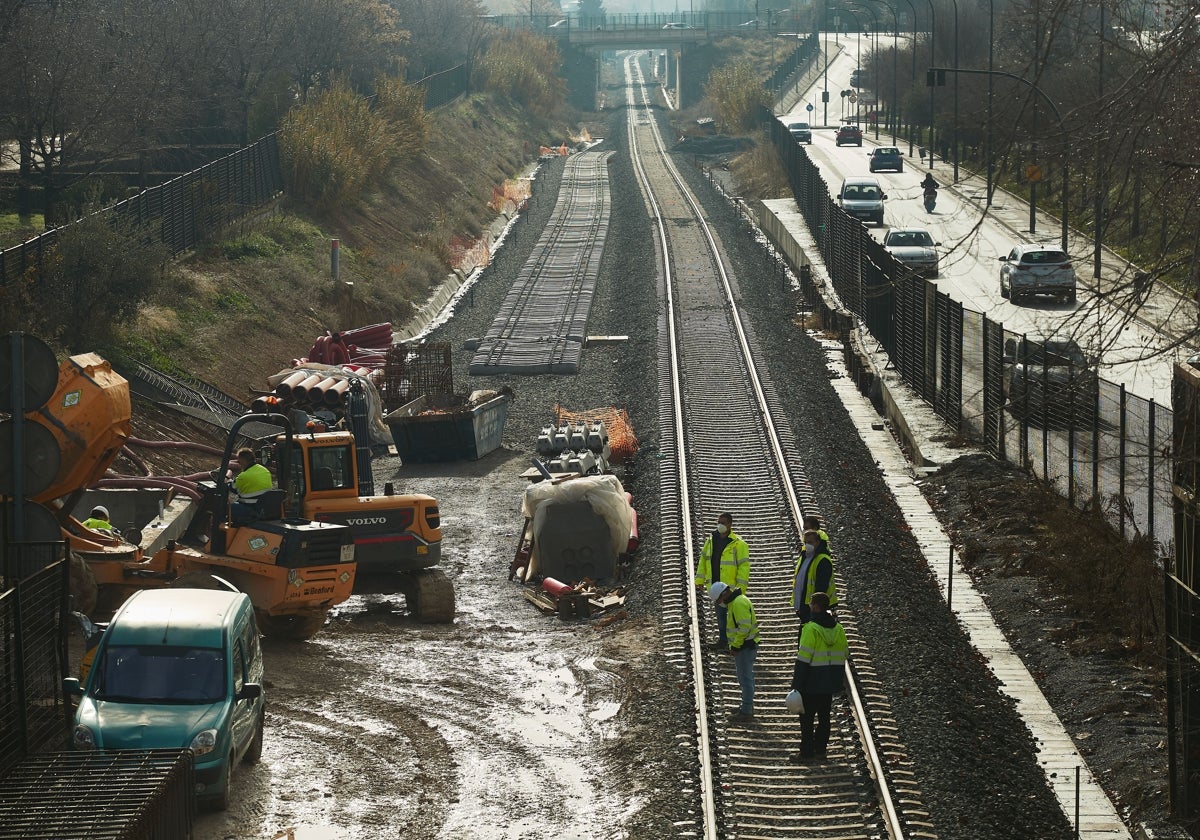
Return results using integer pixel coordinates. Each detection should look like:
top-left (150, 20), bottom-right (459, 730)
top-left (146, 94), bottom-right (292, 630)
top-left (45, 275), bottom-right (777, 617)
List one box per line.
top-left (385, 394), bottom-right (510, 462)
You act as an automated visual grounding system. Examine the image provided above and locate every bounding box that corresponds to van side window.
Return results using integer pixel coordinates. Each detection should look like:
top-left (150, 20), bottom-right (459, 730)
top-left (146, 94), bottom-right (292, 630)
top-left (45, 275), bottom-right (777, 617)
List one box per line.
top-left (233, 642), bottom-right (246, 694)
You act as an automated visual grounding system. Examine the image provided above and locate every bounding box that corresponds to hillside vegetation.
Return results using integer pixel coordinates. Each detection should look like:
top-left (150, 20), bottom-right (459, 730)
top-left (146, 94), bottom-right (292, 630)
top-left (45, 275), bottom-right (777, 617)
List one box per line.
top-left (126, 92), bottom-right (581, 400)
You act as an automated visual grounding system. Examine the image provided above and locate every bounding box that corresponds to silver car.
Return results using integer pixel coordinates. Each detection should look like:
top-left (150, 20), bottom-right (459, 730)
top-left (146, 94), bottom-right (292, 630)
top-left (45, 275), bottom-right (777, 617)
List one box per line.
top-left (883, 228), bottom-right (939, 277)
top-left (999, 244), bottom-right (1077, 304)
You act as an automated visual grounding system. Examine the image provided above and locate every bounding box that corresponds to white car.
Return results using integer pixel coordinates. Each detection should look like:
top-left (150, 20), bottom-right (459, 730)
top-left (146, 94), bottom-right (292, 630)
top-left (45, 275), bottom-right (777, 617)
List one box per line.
top-left (883, 228), bottom-right (940, 277)
top-left (999, 243), bottom-right (1077, 304)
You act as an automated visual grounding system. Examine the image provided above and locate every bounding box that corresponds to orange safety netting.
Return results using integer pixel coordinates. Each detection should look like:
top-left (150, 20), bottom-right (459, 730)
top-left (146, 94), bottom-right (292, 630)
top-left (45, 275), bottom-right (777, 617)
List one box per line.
top-left (554, 405), bottom-right (639, 464)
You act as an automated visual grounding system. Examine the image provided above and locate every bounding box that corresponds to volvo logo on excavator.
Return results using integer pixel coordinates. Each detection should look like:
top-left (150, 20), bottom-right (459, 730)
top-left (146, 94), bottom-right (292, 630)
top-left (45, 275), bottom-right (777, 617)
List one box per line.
top-left (346, 516), bottom-right (389, 526)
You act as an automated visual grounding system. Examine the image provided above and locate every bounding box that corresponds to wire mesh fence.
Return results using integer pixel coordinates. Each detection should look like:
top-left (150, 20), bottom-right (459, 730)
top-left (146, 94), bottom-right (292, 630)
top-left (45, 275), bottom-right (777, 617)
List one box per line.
top-left (0, 134), bottom-right (284, 288)
top-left (769, 118), bottom-right (1173, 549)
top-left (0, 548), bottom-right (69, 777)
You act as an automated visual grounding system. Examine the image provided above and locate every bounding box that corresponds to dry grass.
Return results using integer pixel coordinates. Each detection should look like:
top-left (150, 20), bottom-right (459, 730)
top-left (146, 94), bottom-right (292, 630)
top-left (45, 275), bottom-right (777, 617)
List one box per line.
top-left (110, 93), bottom-right (567, 400)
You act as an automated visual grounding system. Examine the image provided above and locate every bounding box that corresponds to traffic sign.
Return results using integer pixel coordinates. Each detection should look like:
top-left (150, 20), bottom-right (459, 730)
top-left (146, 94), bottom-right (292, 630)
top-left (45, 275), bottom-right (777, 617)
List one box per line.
top-left (806, 103), bottom-right (813, 112)
top-left (849, 92), bottom-right (858, 103)
top-left (1025, 164), bottom-right (1043, 182)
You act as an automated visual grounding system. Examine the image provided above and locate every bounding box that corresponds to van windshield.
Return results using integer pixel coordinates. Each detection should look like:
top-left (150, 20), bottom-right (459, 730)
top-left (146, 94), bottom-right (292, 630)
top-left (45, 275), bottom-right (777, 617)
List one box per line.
top-left (91, 645), bottom-right (226, 704)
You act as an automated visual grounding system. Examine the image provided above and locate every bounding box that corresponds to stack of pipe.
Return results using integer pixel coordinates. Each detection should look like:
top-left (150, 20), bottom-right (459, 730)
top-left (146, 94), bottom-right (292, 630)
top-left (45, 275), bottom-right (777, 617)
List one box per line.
top-left (294, 323), bottom-right (393, 370)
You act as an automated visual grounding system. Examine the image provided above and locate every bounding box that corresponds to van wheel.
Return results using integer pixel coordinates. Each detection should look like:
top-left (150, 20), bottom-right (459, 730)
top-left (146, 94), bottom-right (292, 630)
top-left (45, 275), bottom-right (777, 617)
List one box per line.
top-left (243, 710), bottom-right (265, 764)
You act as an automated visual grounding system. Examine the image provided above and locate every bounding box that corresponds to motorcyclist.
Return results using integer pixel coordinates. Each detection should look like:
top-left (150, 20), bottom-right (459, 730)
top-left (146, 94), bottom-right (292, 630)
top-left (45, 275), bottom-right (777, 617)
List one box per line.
top-left (920, 173), bottom-right (939, 197)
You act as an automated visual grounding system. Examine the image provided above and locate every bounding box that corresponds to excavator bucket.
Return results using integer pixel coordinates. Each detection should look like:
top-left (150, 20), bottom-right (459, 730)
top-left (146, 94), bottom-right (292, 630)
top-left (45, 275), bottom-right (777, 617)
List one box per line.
top-left (28, 353), bottom-right (131, 503)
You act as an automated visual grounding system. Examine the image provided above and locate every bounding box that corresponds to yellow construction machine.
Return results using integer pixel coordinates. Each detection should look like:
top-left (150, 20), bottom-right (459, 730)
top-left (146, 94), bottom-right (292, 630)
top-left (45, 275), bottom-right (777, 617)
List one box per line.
top-left (3, 347), bottom-right (356, 640)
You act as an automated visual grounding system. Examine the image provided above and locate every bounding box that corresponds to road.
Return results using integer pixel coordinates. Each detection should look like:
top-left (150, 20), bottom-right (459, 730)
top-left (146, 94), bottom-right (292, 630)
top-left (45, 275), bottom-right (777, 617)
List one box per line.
top-left (783, 34), bottom-right (1190, 407)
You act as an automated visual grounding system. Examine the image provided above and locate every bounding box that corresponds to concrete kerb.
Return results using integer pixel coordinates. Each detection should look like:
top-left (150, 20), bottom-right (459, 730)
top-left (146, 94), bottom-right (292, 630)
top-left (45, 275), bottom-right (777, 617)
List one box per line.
top-left (755, 199), bottom-right (969, 468)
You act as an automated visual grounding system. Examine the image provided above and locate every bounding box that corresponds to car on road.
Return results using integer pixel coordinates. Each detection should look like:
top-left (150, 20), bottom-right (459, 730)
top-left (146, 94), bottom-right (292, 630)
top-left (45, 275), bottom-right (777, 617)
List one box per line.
top-left (1003, 335), bottom-right (1099, 425)
top-left (838, 176), bottom-right (887, 226)
top-left (739, 18), bottom-right (764, 27)
top-left (883, 228), bottom-right (940, 277)
top-left (548, 18), bottom-right (569, 28)
top-left (868, 146), bottom-right (903, 172)
top-left (663, 22), bottom-right (693, 28)
top-left (835, 124), bottom-right (863, 146)
top-left (850, 69), bottom-right (863, 87)
top-left (999, 243), bottom-right (1077, 304)
top-left (787, 121), bottom-right (812, 143)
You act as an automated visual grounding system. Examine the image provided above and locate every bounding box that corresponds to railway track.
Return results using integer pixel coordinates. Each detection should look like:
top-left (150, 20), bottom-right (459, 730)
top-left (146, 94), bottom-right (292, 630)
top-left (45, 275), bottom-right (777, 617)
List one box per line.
top-left (621, 54), bottom-right (930, 839)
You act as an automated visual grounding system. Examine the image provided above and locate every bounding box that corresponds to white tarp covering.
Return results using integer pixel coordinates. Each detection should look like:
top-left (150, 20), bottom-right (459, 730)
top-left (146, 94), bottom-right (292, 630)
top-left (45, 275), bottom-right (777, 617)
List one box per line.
top-left (520, 474), bottom-right (632, 573)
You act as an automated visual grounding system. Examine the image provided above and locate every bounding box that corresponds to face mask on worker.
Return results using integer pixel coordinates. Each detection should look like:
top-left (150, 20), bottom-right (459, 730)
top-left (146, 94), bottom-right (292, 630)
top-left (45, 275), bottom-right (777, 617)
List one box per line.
top-left (716, 523), bottom-right (729, 535)
top-left (805, 541), bottom-right (816, 560)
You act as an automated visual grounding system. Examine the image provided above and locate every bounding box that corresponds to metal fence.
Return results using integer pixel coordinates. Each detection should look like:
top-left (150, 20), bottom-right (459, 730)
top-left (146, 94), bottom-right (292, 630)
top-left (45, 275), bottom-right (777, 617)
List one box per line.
top-left (0, 543), bottom-right (69, 777)
top-left (770, 117), bottom-right (1173, 549)
top-left (0, 134), bottom-right (284, 288)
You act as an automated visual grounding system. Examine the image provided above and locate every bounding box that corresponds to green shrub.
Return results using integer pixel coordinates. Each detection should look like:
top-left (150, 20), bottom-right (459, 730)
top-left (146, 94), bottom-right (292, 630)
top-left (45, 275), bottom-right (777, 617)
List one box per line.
top-left (279, 76), bottom-right (430, 210)
top-left (222, 232), bottom-right (284, 260)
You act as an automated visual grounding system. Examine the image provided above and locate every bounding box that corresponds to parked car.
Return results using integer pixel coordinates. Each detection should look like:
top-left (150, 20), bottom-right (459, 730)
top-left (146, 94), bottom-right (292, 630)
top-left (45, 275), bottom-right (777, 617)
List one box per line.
top-left (64, 588), bottom-right (266, 811)
top-left (1003, 336), bottom-right (1099, 425)
top-left (787, 121), bottom-right (813, 143)
top-left (838, 176), bottom-right (887, 226)
top-left (883, 228), bottom-right (940, 277)
top-left (868, 146), bottom-right (903, 172)
top-left (835, 124), bottom-right (863, 146)
top-left (999, 243), bottom-right (1078, 304)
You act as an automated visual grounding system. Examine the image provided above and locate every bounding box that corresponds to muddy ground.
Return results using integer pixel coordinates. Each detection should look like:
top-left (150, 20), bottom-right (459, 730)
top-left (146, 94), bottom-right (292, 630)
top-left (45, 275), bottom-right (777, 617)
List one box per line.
top-left (163, 97), bottom-right (1181, 840)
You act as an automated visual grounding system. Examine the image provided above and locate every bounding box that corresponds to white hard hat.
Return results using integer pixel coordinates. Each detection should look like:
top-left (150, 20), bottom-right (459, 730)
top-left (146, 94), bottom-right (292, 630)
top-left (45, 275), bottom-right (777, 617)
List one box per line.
top-left (785, 690), bottom-right (805, 715)
top-left (91, 505), bottom-right (109, 518)
top-left (708, 582), bottom-right (729, 603)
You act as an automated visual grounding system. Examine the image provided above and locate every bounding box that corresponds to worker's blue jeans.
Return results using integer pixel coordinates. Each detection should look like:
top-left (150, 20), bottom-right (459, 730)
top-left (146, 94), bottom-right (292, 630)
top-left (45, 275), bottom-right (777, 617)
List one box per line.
top-left (732, 643), bottom-right (757, 715)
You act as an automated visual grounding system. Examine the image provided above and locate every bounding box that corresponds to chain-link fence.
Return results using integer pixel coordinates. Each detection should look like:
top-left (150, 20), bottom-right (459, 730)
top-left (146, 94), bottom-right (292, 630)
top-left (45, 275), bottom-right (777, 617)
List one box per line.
top-left (0, 134), bottom-right (284, 288)
top-left (769, 118), bottom-right (1172, 549)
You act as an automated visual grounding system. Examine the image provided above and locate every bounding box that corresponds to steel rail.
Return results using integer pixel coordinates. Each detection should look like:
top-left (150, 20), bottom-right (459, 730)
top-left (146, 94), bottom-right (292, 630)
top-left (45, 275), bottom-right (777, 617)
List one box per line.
top-left (622, 52), bottom-right (910, 839)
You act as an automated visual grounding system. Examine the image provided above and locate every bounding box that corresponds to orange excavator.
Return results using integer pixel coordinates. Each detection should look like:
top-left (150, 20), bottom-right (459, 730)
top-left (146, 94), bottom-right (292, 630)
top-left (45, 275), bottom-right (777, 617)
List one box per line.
top-left (4, 348), bottom-right (356, 639)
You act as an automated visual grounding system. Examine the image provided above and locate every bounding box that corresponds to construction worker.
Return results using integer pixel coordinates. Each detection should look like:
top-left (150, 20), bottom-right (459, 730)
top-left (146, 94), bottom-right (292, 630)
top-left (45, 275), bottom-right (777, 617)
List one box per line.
top-left (231, 448), bottom-right (273, 523)
top-left (694, 512), bottom-right (750, 649)
top-left (81, 505), bottom-right (115, 534)
top-left (790, 591), bottom-right (848, 762)
top-left (792, 526), bottom-right (837, 626)
top-left (709, 581), bottom-right (760, 723)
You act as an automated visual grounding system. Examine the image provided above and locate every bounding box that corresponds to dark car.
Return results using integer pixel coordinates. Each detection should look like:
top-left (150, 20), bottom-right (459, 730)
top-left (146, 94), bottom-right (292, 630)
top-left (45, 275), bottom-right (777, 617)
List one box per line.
top-left (1003, 336), bottom-right (1099, 425)
top-left (787, 121), bottom-right (812, 144)
top-left (835, 124), bottom-right (863, 146)
top-left (868, 146), bottom-right (903, 172)
top-left (850, 69), bottom-right (863, 87)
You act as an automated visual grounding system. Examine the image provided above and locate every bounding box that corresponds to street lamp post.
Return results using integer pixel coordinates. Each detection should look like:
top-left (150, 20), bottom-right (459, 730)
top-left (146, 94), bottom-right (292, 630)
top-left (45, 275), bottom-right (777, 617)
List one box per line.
top-left (987, 0), bottom-right (994, 205)
top-left (948, 0), bottom-right (959, 182)
top-left (851, 2), bottom-right (883, 139)
top-left (930, 66), bottom-right (1069, 251)
top-left (874, 0), bottom-right (899, 144)
top-left (900, 0), bottom-right (918, 155)
top-left (924, 0), bottom-right (936, 170)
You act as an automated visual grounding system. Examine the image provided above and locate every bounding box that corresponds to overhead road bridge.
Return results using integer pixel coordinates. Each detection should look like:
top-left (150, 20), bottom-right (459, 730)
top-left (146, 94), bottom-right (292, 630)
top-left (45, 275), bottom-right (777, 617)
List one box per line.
top-left (482, 13), bottom-right (805, 107)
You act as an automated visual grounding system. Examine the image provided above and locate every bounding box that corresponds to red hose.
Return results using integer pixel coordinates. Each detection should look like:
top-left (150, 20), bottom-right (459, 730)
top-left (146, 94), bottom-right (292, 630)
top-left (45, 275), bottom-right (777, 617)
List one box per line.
top-left (119, 446), bottom-right (151, 476)
top-left (127, 438), bottom-right (224, 457)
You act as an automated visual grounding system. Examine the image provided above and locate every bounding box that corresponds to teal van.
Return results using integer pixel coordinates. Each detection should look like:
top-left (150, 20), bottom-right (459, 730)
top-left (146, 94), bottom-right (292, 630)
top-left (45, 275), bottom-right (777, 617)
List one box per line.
top-left (64, 588), bottom-right (266, 810)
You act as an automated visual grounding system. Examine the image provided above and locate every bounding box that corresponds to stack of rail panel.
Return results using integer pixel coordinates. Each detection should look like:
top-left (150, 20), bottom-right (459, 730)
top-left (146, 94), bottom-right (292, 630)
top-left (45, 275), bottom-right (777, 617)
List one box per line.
top-left (0, 750), bottom-right (194, 839)
top-left (470, 151), bottom-right (614, 375)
